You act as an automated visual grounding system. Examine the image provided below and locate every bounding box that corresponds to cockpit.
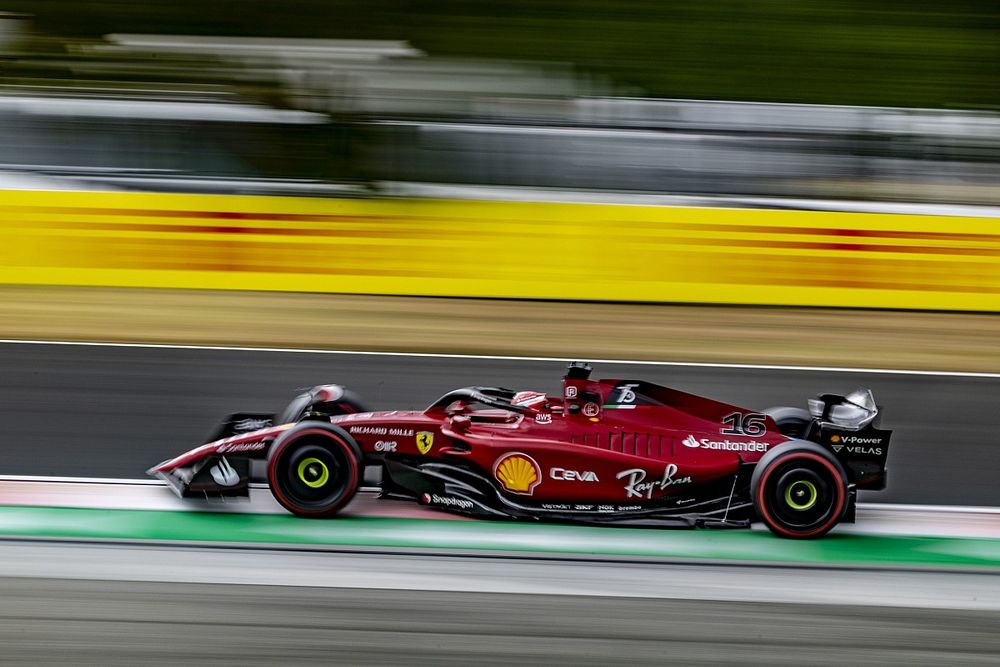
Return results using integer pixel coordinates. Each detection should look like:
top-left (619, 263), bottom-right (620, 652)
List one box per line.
top-left (422, 361), bottom-right (660, 427)
top-left (426, 387), bottom-right (543, 414)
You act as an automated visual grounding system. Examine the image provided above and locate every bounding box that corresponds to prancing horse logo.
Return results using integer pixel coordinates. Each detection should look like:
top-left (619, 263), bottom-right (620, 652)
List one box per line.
top-left (416, 431), bottom-right (434, 455)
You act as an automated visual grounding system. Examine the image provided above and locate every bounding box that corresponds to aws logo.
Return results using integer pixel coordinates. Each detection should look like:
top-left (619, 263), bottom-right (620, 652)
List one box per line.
top-left (493, 452), bottom-right (541, 495)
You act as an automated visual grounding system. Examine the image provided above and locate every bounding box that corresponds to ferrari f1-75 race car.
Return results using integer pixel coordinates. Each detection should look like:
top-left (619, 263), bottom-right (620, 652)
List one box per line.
top-left (148, 362), bottom-right (892, 538)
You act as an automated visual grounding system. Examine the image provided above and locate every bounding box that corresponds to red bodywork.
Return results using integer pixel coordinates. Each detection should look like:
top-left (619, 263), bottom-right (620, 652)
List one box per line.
top-left (152, 373), bottom-right (791, 507)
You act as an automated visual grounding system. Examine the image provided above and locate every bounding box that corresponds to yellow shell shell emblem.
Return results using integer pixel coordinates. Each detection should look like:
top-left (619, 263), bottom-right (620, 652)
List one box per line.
top-left (493, 453), bottom-right (541, 495)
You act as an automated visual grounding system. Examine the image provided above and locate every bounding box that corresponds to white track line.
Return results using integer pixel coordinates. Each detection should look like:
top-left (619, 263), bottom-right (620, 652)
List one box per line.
top-left (0, 475), bottom-right (163, 485)
top-left (0, 475), bottom-right (377, 493)
top-left (1, 338), bottom-right (998, 378)
top-left (0, 544), bottom-right (997, 609)
top-left (1, 476), bottom-right (998, 537)
top-left (868, 503), bottom-right (1000, 515)
top-left (4, 544), bottom-right (1000, 609)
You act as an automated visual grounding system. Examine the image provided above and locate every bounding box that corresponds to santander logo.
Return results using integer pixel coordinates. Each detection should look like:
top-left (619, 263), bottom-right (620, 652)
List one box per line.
top-left (681, 434), bottom-right (769, 453)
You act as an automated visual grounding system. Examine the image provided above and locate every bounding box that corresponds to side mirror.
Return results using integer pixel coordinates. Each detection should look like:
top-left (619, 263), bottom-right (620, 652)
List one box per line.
top-left (450, 415), bottom-right (472, 432)
top-left (445, 400), bottom-right (468, 417)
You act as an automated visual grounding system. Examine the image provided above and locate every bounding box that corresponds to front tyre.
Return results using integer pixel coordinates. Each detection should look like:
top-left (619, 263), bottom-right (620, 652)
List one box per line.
top-left (751, 441), bottom-right (848, 539)
top-left (267, 423), bottom-right (361, 517)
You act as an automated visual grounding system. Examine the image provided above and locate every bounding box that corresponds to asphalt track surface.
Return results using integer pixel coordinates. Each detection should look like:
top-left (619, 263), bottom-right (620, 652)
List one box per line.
top-left (1, 544), bottom-right (999, 666)
top-left (1, 341), bottom-right (997, 505)
top-left (11, 580), bottom-right (998, 666)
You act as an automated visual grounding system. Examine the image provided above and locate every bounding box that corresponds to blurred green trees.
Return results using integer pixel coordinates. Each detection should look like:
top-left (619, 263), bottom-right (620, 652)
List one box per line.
top-left (5, 0), bottom-right (1000, 108)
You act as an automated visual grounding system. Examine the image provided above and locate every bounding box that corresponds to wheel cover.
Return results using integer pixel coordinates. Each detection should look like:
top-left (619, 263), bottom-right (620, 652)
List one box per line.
top-left (762, 458), bottom-right (842, 533)
top-left (784, 479), bottom-right (818, 510)
top-left (270, 435), bottom-right (356, 513)
top-left (297, 457), bottom-right (330, 488)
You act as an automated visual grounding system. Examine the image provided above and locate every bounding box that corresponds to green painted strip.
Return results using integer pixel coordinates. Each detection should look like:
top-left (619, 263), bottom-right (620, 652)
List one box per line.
top-left (1, 504), bottom-right (999, 568)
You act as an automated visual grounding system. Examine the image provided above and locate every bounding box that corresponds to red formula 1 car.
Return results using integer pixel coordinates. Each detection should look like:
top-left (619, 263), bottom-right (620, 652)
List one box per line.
top-left (149, 362), bottom-right (891, 538)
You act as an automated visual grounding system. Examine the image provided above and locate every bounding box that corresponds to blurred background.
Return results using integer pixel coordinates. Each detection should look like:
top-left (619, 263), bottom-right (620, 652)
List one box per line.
top-left (1, 4), bottom-right (1000, 665)
top-left (0, 1), bottom-right (998, 201)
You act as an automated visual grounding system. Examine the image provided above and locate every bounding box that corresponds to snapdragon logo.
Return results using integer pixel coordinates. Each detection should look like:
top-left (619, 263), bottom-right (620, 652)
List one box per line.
top-left (422, 493), bottom-right (474, 510)
top-left (682, 435), bottom-right (768, 453)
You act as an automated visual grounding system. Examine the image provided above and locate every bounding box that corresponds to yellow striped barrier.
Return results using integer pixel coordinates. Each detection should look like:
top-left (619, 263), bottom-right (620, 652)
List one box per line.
top-left (1, 190), bottom-right (998, 311)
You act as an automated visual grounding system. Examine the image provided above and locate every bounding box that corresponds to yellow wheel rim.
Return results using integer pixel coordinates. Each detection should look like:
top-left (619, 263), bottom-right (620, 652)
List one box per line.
top-left (785, 480), bottom-right (818, 510)
top-left (297, 457), bottom-right (330, 488)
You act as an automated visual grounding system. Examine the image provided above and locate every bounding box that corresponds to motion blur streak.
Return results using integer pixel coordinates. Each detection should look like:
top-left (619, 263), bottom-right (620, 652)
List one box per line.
top-left (1, 287), bottom-right (998, 372)
top-left (0, 2), bottom-right (998, 664)
top-left (1, 190), bottom-right (999, 310)
top-left (2, 5), bottom-right (1000, 203)
top-left (0, 545), bottom-right (998, 665)
top-left (0, 342), bottom-right (996, 505)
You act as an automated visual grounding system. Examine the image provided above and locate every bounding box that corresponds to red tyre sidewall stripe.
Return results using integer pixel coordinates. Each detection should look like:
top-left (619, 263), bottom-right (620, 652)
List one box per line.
top-left (755, 451), bottom-right (846, 539)
top-left (268, 428), bottom-right (360, 516)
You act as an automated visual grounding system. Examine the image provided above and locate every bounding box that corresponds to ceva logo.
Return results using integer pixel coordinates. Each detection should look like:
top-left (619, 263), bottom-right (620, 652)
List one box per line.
top-left (550, 467), bottom-right (599, 482)
top-left (682, 435), bottom-right (700, 448)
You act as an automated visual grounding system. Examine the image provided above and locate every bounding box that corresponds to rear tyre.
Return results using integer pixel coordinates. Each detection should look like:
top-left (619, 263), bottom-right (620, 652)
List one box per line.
top-left (267, 423), bottom-right (361, 517)
top-left (764, 406), bottom-right (813, 439)
top-left (751, 441), bottom-right (848, 539)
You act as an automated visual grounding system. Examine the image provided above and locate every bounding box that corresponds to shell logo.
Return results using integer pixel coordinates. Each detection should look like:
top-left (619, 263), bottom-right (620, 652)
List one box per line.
top-left (831, 435), bottom-right (841, 443)
top-left (493, 452), bottom-right (541, 495)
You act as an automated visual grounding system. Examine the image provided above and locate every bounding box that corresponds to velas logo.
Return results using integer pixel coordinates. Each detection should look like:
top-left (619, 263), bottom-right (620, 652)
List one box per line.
top-left (830, 434), bottom-right (881, 454)
top-left (493, 452), bottom-right (541, 495)
top-left (416, 431), bottom-right (434, 455)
